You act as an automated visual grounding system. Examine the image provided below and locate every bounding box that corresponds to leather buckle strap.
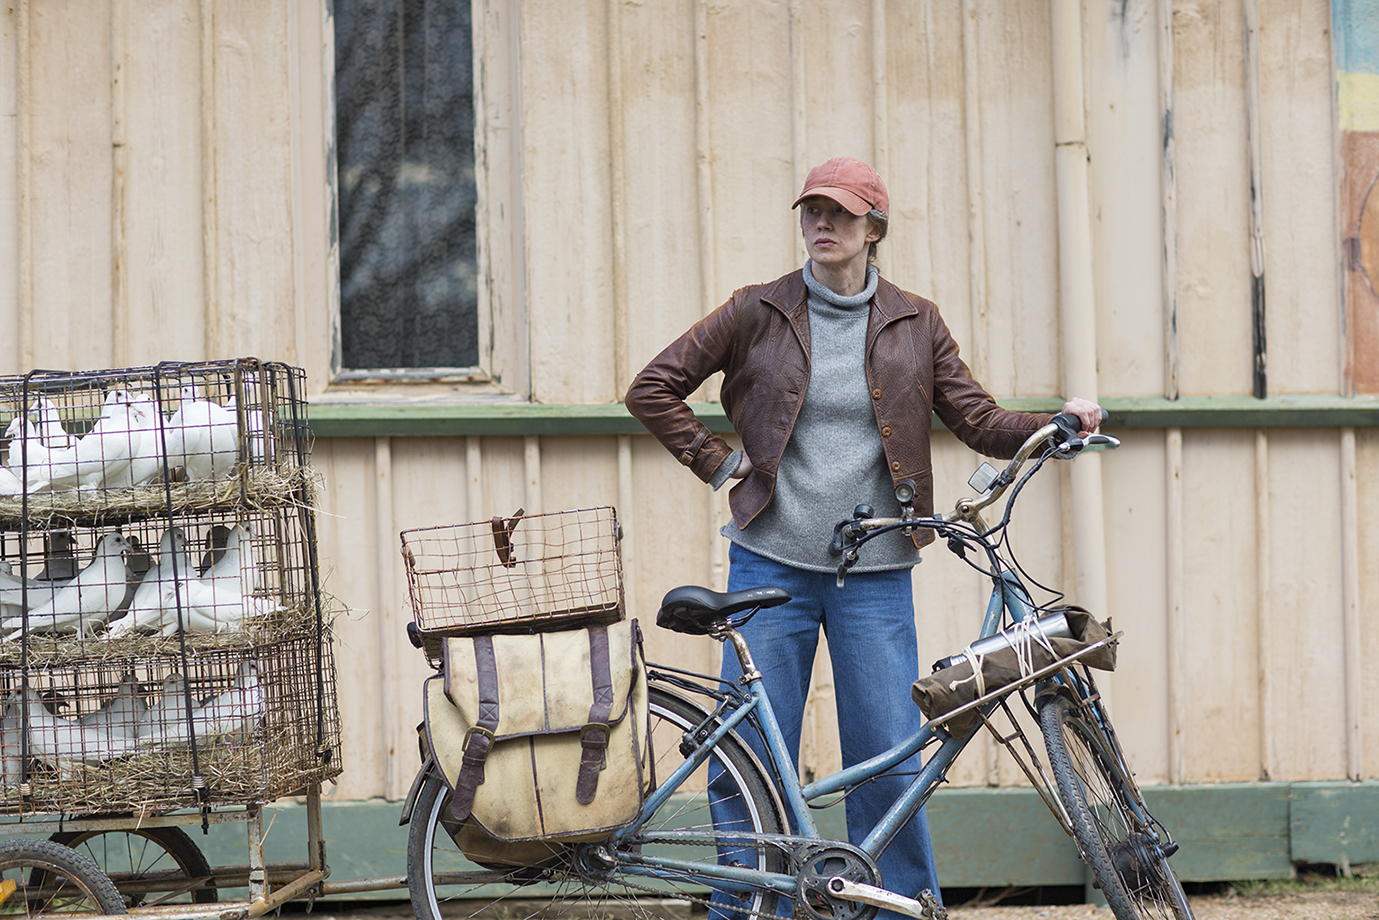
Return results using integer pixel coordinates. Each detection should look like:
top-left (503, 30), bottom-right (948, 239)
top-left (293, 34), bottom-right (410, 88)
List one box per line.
top-left (678, 429), bottom-right (709, 467)
top-left (576, 626), bottom-right (614, 805)
top-left (451, 637), bottom-right (499, 822)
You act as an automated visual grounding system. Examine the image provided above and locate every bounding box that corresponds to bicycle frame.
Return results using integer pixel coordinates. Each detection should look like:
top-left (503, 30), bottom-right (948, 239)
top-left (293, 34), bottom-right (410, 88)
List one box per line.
top-left (612, 568), bottom-right (1061, 897)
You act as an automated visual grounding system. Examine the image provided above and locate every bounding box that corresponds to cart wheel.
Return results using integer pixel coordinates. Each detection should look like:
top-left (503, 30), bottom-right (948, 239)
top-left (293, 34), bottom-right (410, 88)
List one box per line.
top-left (0, 838), bottom-right (126, 916)
top-left (42, 828), bottom-right (216, 907)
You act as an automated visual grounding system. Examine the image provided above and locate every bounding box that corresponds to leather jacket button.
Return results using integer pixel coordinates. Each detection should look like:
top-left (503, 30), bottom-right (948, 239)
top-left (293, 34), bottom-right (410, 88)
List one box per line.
top-left (891, 461), bottom-right (901, 472)
top-left (881, 427), bottom-right (892, 437)
top-left (872, 389), bottom-right (882, 400)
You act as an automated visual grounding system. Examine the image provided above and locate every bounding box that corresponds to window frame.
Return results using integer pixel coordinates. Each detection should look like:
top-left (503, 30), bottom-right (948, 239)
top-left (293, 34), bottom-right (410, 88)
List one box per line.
top-left (324, 0), bottom-right (527, 400)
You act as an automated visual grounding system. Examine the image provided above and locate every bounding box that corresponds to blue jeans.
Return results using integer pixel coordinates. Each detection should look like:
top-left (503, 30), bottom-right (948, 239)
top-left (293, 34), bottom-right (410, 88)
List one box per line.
top-left (708, 543), bottom-right (941, 919)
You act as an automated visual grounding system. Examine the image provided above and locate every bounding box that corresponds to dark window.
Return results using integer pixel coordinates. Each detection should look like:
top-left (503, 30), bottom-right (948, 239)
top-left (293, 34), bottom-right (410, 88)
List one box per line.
top-left (334, 0), bottom-right (478, 371)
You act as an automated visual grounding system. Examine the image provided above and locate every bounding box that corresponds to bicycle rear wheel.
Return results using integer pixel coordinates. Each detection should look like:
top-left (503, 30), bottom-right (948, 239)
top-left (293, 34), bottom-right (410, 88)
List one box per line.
top-left (408, 685), bottom-right (787, 920)
top-left (1041, 694), bottom-right (1193, 920)
top-left (0, 838), bottom-right (126, 916)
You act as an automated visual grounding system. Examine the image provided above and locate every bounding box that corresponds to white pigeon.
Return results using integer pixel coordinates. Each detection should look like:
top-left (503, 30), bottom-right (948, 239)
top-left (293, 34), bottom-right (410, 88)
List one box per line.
top-left (31, 397), bottom-right (75, 450)
top-left (105, 528), bottom-right (191, 637)
top-left (3, 414), bottom-right (59, 491)
top-left (78, 392), bottom-right (156, 490)
top-left (156, 572), bottom-right (277, 636)
top-left (157, 522), bottom-right (271, 635)
top-left (76, 673), bottom-right (147, 741)
top-left (203, 523), bottom-right (260, 594)
top-left (137, 674), bottom-right (192, 749)
top-left (120, 394), bottom-right (163, 488)
top-left (188, 661), bottom-right (264, 741)
top-left (24, 687), bottom-right (136, 774)
top-left (164, 386), bottom-right (239, 482)
top-left (0, 569), bottom-right (67, 621)
top-left (2, 533), bottom-right (130, 638)
top-left (111, 533), bottom-right (151, 618)
top-left (17, 389), bottom-right (137, 492)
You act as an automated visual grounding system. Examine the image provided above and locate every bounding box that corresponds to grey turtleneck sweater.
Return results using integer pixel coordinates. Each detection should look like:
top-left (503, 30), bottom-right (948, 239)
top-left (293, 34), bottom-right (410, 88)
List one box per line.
top-left (712, 262), bottom-right (921, 572)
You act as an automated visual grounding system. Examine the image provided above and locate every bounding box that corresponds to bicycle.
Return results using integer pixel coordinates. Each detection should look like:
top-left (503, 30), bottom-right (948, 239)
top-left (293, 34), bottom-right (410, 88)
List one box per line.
top-left (405, 412), bottom-right (1195, 920)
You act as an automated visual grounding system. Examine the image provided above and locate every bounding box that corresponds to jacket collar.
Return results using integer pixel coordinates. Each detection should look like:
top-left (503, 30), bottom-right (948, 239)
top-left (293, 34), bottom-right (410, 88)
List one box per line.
top-left (759, 268), bottom-right (919, 321)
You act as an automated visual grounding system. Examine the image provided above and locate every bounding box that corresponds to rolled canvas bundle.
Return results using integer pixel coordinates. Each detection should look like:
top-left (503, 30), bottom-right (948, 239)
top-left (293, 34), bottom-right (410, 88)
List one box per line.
top-left (912, 608), bottom-right (1116, 736)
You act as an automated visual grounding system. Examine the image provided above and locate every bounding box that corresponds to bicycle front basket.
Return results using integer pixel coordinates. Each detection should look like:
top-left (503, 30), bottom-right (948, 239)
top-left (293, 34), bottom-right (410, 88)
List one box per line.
top-left (400, 506), bottom-right (624, 638)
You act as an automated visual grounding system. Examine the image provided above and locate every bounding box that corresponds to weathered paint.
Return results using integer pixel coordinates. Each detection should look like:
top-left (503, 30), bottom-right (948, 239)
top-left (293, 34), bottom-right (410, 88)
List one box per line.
top-left (1338, 0), bottom-right (1379, 393)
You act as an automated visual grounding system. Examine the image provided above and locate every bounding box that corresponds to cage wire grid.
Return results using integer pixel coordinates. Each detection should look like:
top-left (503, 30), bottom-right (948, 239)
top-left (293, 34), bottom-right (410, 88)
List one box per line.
top-left (401, 507), bottom-right (624, 655)
top-left (0, 358), bottom-right (340, 816)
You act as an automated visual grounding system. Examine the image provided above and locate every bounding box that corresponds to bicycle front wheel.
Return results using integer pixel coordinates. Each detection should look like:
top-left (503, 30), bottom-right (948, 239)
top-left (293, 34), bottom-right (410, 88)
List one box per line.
top-left (0, 838), bottom-right (127, 916)
top-left (1041, 694), bottom-right (1193, 920)
top-left (408, 685), bottom-right (787, 920)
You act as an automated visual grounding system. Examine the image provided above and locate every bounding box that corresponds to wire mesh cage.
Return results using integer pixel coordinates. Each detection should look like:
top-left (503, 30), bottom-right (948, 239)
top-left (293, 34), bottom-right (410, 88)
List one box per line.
top-left (0, 358), bottom-right (310, 521)
top-left (0, 631), bottom-right (341, 815)
top-left (401, 507), bottom-right (624, 644)
top-left (0, 358), bottom-right (339, 816)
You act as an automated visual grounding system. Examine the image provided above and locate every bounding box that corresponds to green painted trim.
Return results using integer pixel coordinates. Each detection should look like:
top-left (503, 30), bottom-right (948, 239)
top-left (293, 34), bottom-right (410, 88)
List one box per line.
top-left (306, 396), bottom-right (1379, 438)
top-left (147, 780), bottom-right (1375, 900)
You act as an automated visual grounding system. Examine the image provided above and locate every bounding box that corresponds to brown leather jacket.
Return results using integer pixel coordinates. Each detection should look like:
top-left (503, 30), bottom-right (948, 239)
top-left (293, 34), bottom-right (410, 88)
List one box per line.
top-left (625, 270), bottom-right (1050, 547)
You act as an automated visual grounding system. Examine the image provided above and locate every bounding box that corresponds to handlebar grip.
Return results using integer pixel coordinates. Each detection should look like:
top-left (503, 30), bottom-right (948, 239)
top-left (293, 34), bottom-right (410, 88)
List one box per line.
top-left (1051, 413), bottom-right (1082, 440)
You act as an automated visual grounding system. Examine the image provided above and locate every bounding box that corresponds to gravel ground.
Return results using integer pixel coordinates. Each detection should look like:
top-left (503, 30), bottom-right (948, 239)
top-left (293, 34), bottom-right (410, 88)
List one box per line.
top-left (290, 887), bottom-right (1379, 920)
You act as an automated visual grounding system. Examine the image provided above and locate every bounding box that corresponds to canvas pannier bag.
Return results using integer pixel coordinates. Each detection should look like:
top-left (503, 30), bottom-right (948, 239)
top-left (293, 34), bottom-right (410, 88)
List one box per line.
top-left (423, 619), bottom-right (650, 858)
top-left (911, 608), bottom-right (1116, 737)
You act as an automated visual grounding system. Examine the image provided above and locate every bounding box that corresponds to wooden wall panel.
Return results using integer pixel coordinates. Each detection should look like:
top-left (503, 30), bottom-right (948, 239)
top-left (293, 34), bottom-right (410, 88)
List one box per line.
top-left (1102, 435), bottom-right (1172, 784)
top-left (613, 0), bottom-right (700, 396)
top-left (967, 2), bottom-right (1061, 399)
top-left (211, 2), bottom-right (296, 360)
top-left (1180, 430), bottom-right (1262, 782)
top-left (1257, 0), bottom-right (1340, 394)
top-left (701, 1), bottom-right (797, 322)
top-left (118, 0), bottom-right (206, 366)
top-left (798, 0), bottom-right (876, 163)
top-left (0, 7), bottom-right (18, 373)
top-left (1087, 0), bottom-right (1168, 397)
top-left (1358, 430), bottom-right (1379, 779)
top-left (1262, 431), bottom-right (1347, 780)
top-left (314, 437), bottom-right (390, 800)
top-left (29, 4), bottom-right (115, 370)
top-left (520, 3), bottom-right (617, 405)
top-left (1172, 0), bottom-right (1254, 396)
top-left (883, 2), bottom-right (971, 364)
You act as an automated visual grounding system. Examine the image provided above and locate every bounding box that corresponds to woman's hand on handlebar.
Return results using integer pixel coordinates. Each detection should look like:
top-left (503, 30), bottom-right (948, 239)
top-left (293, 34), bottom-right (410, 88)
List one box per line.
top-left (1059, 398), bottom-right (1104, 438)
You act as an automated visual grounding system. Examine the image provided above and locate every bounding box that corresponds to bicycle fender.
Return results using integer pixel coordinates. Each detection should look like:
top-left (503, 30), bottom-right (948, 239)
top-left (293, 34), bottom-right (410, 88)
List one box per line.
top-left (400, 755), bottom-right (438, 826)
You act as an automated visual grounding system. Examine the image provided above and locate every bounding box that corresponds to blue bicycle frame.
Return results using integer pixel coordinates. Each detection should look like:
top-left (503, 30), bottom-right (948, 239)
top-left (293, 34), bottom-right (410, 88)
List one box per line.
top-left (612, 568), bottom-right (1055, 897)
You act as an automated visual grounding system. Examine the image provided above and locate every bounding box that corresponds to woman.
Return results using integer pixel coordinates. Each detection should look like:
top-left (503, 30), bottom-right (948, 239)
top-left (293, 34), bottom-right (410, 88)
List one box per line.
top-left (626, 156), bottom-right (1101, 916)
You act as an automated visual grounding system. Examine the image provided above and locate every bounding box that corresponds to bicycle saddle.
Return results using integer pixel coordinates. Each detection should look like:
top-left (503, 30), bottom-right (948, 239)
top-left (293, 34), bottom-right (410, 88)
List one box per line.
top-left (656, 585), bottom-right (791, 636)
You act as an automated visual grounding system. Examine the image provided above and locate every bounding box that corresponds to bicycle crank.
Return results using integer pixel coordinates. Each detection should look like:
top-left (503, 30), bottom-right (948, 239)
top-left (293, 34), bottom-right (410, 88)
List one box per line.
top-left (826, 876), bottom-right (949, 920)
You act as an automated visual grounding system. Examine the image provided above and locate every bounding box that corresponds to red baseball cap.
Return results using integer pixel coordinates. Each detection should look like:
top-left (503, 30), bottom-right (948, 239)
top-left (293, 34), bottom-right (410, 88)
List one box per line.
top-left (792, 156), bottom-right (889, 218)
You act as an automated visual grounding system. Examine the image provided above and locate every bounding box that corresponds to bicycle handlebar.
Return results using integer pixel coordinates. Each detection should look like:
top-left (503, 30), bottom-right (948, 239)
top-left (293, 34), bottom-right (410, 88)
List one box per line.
top-left (831, 409), bottom-right (1115, 562)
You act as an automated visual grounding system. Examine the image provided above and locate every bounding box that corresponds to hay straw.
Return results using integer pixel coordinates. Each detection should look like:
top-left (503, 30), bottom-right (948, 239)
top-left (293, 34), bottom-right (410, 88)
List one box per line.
top-left (0, 466), bottom-right (320, 527)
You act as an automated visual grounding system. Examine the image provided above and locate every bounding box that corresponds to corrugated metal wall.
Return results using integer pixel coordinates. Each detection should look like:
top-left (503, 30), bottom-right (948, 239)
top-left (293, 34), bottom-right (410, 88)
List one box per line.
top-left (0, 0), bottom-right (1372, 808)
